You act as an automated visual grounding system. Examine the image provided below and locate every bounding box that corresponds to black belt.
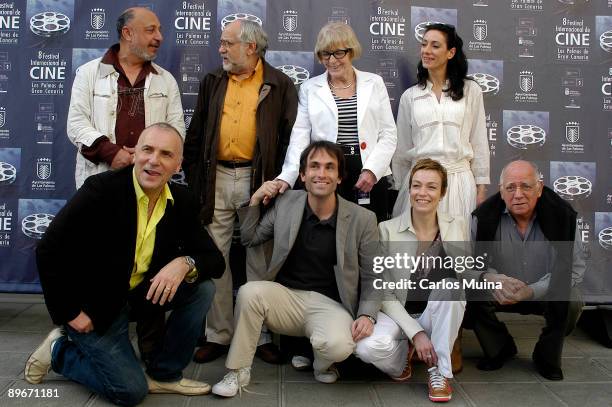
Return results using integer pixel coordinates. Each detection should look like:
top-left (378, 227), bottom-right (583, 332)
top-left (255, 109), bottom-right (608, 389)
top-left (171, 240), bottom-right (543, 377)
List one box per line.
top-left (339, 143), bottom-right (360, 156)
top-left (218, 160), bottom-right (252, 168)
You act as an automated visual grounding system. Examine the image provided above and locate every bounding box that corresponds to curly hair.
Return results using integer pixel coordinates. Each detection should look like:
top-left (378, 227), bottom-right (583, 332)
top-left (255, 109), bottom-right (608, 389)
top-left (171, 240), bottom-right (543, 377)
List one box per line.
top-left (416, 23), bottom-right (469, 101)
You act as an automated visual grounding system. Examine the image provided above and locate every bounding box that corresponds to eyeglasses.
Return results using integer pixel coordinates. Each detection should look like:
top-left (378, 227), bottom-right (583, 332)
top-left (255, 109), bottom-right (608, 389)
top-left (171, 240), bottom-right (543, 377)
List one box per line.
top-left (502, 183), bottom-right (536, 194)
top-left (219, 39), bottom-right (240, 49)
top-left (319, 49), bottom-right (351, 60)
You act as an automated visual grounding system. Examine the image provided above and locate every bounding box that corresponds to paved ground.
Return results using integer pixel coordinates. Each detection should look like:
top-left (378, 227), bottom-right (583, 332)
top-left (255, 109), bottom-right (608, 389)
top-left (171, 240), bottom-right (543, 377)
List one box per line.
top-left (1, 294), bottom-right (612, 407)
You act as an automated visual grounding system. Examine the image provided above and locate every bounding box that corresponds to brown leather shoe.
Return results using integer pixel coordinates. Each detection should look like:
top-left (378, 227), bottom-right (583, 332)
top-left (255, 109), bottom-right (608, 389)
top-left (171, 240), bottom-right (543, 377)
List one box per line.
top-left (391, 342), bottom-right (415, 381)
top-left (192, 342), bottom-right (229, 363)
top-left (255, 343), bottom-right (285, 364)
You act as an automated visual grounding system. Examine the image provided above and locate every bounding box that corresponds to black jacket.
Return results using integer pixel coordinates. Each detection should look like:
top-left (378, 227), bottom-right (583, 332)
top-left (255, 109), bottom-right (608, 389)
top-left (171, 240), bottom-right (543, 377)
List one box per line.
top-left (183, 59), bottom-right (298, 224)
top-left (36, 166), bottom-right (225, 333)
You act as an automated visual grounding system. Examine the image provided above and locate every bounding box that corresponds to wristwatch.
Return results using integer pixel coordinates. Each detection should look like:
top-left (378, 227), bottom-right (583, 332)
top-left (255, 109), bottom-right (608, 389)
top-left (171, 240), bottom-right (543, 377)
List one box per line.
top-left (363, 315), bottom-right (376, 325)
top-left (184, 255), bottom-right (196, 272)
top-left (183, 256), bottom-right (197, 283)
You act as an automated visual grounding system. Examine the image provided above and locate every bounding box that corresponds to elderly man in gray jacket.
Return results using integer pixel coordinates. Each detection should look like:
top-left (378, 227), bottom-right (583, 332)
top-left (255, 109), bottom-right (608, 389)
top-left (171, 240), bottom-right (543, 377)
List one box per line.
top-left (210, 141), bottom-right (380, 397)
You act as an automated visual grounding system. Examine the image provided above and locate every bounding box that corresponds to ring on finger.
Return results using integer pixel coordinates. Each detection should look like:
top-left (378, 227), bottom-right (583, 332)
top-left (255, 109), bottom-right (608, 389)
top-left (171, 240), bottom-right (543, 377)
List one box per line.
top-left (164, 287), bottom-right (171, 292)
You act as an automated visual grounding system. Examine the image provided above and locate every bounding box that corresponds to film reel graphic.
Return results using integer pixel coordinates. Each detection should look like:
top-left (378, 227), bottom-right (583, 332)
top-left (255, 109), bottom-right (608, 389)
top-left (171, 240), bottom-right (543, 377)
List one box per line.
top-left (170, 171), bottom-right (187, 186)
top-left (220, 13), bottom-right (262, 30)
top-left (21, 213), bottom-right (54, 239)
top-left (467, 73), bottom-right (500, 95)
top-left (30, 12), bottom-right (71, 37)
top-left (599, 227), bottom-right (612, 251)
top-left (414, 21), bottom-right (443, 43)
top-left (600, 30), bottom-right (612, 54)
top-left (276, 65), bottom-right (310, 85)
top-left (0, 161), bottom-right (17, 185)
top-left (553, 175), bottom-right (592, 201)
top-left (506, 125), bottom-right (546, 149)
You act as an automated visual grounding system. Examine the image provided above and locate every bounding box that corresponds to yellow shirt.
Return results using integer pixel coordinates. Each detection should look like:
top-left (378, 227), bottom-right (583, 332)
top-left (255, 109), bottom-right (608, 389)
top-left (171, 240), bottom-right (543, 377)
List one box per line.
top-left (129, 169), bottom-right (174, 290)
top-left (217, 59), bottom-right (263, 161)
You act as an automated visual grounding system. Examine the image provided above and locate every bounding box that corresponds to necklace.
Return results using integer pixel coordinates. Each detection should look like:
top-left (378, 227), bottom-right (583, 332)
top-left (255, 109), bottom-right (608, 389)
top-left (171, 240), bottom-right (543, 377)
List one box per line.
top-left (328, 77), bottom-right (353, 89)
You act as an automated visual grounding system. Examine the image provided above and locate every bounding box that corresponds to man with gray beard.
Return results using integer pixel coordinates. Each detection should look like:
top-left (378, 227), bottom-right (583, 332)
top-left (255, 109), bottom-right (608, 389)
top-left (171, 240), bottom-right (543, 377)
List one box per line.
top-left (184, 19), bottom-right (297, 364)
top-left (67, 7), bottom-right (185, 189)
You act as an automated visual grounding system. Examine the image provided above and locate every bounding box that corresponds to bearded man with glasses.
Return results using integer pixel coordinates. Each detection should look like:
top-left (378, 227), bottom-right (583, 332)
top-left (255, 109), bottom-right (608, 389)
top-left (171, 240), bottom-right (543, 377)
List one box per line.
top-left (464, 160), bottom-right (585, 381)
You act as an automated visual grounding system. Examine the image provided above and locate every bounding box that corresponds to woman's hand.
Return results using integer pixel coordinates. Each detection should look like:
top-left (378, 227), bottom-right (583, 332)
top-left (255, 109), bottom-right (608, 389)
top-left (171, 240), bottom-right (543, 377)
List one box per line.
top-left (355, 170), bottom-right (377, 193)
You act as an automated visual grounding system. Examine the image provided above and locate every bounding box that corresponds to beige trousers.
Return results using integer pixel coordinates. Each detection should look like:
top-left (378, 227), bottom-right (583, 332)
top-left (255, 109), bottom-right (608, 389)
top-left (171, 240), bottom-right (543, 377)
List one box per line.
top-left (205, 166), bottom-right (253, 345)
top-left (226, 281), bottom-right (356, 372)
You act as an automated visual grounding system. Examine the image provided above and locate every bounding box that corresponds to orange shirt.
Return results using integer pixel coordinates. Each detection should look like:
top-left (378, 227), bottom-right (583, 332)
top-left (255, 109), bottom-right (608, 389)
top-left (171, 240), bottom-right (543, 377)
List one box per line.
top-left (217, 59), bottom-right (263, 161)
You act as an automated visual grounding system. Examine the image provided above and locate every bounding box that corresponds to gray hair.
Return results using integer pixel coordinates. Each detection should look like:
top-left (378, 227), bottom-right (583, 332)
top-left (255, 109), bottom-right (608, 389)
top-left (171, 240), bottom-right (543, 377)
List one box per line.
top-left (238, 20), bottom-right (268, 57)
top-left (116, 8), bottom-right (135, 40)
top-left (499, 160), bottom-right (542, 185)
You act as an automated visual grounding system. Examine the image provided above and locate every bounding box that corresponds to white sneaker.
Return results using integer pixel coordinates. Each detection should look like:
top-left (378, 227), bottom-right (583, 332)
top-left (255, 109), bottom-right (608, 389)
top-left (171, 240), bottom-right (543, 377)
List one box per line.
top-left (211, 367), bottom-right (251, 397)
top-left (313, 365), bottom-right (339, 384)
top-left (291, 355), bottom-right (312, 371)
top-left (25, 328), bottom-right (64, 384)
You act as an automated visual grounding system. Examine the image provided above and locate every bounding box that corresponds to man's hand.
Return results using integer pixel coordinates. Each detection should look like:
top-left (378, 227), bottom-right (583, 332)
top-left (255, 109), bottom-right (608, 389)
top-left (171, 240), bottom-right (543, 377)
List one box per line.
top-left (485, 273), bottom-right (527, 305)
top-left (275, 179), bottom-right (291, 194)
top-left (68, 311), bottom-right (94, 333)
top-left (354, 170), bottom-right (377, 193)
top-left (351, 315), bottom-right (374, 342)
top-left (110, 146), bottom-right (135, 169)
top-left (249, 180), bottom-right (282, 206)
top-left (146, 257), bottom-right (190, 306)
top-left (412, 331), bottom-right (438, 367)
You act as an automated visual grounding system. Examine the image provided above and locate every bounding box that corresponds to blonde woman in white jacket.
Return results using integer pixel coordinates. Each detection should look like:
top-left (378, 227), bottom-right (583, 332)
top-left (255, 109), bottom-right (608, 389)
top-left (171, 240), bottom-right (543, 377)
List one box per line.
top-left (276, 22), bottom-right (396, 221)
top-left (355, 159), bottom-right (467, 403)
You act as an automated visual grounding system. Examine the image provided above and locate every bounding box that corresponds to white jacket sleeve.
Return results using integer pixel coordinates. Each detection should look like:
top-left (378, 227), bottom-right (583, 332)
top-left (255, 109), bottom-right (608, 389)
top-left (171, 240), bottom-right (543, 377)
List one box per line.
top-left (66, 64), bottom-right (106, 149)
top-left (391, 90), bottom-right (414, 190)
top-left (361, 76), bottom-right (397, 181)
top-left (163, 73), bottom-right (186, 139)
top-left (277, 83), bottom-right (312, 186)
top-left (467, 81), bottom-right (490, 185)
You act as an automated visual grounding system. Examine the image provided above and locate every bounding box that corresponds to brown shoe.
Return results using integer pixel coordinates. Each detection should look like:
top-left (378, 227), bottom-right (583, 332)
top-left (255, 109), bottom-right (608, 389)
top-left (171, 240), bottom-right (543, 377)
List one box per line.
top-left (192, 342), bottom-right (229, 363)
top-left (256, 343), bottom-right (285, 364)
top-left (427, 366), bottom-right (452, 402)
top-left (391, 342), bottom-right (415, 381)
top-left (451, 329), bottom-right (463, 374)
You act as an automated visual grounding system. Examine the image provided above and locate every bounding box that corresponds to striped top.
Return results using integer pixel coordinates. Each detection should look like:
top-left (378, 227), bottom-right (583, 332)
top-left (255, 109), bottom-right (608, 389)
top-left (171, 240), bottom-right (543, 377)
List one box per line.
top-left (333, 92), bottom-right (359, 146)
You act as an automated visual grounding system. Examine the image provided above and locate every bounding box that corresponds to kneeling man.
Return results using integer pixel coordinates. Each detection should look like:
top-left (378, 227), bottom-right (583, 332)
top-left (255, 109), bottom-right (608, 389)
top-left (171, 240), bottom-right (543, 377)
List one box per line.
top-left (212, 141), bottom-right (380, 397)
top-left (27, 123), bottom-right (224, 406)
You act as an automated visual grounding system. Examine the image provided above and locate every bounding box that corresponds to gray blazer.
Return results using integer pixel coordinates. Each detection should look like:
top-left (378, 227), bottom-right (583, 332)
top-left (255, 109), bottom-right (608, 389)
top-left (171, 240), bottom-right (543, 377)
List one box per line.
top-left (238, 190), bottom-right (381, 319)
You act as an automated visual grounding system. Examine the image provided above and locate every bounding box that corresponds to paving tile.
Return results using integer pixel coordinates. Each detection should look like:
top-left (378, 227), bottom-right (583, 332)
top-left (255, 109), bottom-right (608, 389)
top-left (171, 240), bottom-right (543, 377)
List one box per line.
top-left (567, 336), bottom-right (612, 357)
top-left (375, 382), bottom-right (469, 406)
top-left (283, 382), bottom-right (375, 407)
top-left (0, 353), bottom-right (27, 379)
top-left (546, 383), bottom-right (612, 407)
top-left (456, 357), bottom-right (539, 383)
top-left (551, 357), bottom-right (612, 383)
top-left (193, 382), bottom-right (278, 406)
top-left (0, 378), bottom-right (92, 407)
top-left (0, 332), bottom-right (49, 353)
top-left (514, 337), bottom-right (584, 357)
top-left (0, 303), bottom-right (30, 321)
top-left (592, 357), bottom-right (612, 377)
top-left (0, 304), bottom-right (54, 333)
top-left (461, 383), bottom-right (563, 407)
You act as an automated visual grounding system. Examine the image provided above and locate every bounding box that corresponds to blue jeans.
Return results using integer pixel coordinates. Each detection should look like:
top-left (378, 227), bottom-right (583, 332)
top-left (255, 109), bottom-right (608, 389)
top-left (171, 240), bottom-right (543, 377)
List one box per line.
top-left (51, 280), bottom-right (215, 406)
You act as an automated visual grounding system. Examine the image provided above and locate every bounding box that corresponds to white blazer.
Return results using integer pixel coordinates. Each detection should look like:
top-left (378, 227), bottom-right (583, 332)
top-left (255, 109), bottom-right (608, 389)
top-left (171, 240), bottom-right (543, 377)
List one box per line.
top-left (276, 68), bottom-right (397, 186)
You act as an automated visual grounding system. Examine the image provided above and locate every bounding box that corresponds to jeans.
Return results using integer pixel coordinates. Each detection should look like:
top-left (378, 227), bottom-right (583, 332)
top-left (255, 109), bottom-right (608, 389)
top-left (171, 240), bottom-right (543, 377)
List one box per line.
top-left (51, 280), bottom-right (215, 406)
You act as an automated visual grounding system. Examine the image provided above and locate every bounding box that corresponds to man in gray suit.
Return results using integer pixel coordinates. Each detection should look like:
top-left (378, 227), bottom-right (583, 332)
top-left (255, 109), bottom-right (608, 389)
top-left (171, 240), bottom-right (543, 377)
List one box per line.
top-left (210, 141), bottom-right (380, 397)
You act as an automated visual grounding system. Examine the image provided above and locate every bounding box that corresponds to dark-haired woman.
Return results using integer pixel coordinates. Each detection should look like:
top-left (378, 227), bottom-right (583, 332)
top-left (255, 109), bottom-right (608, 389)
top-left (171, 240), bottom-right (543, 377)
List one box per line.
top-left (392, 24), bottom-right (489, 220)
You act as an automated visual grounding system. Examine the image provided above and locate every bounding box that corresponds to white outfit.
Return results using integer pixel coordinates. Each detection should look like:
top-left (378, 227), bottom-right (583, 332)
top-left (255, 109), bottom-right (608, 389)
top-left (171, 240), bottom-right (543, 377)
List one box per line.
top-left (355, 211), bottom-right (468, 378)
top-left (276, 68), bottom-right (397, 186)
top-left (391, 80), bottom-right (489, 219)
top-left (67, 57), bottom-right (185, 188)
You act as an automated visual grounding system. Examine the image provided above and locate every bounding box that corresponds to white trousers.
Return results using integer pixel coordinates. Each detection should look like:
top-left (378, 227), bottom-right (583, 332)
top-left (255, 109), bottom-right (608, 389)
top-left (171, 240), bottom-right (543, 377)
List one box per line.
top-left (355, 300), bottom-right (465, 378)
